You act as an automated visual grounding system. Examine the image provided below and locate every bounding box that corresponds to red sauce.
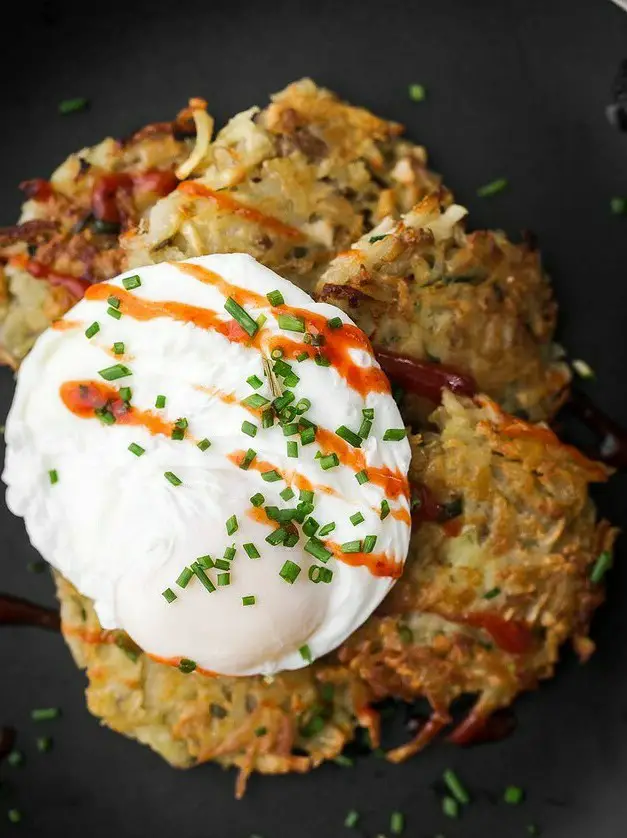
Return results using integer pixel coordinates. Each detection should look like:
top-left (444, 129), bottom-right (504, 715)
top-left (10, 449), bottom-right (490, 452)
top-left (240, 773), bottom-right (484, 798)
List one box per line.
top-left (374, 348), bottom-right (477, 403)
top-left (461, 612), bottom-right (534, 655)
top-left (178, 182), bottom-right (304, 240)
top-left (0, 593), bottom-right (60, 631)
top-left (59, 380), bottom-right (174, 438)
top-left (13, 256), bottom-right (91, 299)
top-left (410, 483), bottom-right (446, 524)
top-left (567, 390), bottom-right (627, 470)
top-left (19, 178), bottom-right (54, 201)
top-left (91, 170), bottom-right (178, 224)
top-left (448, 707), bottom-right (517, 746)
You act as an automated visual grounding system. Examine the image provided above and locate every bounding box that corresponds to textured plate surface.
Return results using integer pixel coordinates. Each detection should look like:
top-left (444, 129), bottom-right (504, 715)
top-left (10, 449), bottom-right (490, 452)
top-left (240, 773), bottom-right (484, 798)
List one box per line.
top-left (2, 0), bottom-right (627, 835)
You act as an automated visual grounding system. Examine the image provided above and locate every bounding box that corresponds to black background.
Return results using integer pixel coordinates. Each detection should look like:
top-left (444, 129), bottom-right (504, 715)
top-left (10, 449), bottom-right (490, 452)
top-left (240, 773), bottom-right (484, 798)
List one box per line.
top-left (2, 1), bottom-right (627, 835)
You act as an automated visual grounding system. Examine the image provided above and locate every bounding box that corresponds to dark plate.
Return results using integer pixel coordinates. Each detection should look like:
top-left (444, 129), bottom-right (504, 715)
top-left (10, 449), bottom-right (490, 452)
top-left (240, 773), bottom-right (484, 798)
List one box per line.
top-left (2, 1), bottom-right (627, 835)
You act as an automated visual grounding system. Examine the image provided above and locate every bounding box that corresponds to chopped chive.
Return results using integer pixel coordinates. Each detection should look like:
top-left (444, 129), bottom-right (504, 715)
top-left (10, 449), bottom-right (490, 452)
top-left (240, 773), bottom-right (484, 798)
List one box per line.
top-left (239, 448), bottom-right (257, 470)
top-left (48, 469), bottom-right (59, 485)
top-left (107, 306), bottom-right (122, 319)
top-left (287, 440), bottom-right (298, 458)
top-left (37, 736), bottom-right (53, 753)
top-left (223, 546), bottom-right (236, 561)
top-left (224, 296), bottom-right (258, 337)
top-left (334, 754), bottom-right (354, 767)
top-left (128, 442), bottom-right (145, 457)
top-left (27, 561), bottom-right (46, 574)
top-left (164, 471), bottom-right (182, 486)
top-left (244, 543), bottom-right (260, 559)
top-left (122, 274), bottom-right (141, 290)
top-left (162, 587), bottom-right (177, 603)
top-left (226, 515), bottom-right (238, 535)
top-left (295, 398), bottom-right (311, 414)
top-left (197, 438), bottom-right (211, 452)
top-left (119, 387), bottom-right (132, 402)
top-left (273, 391), bottom-right (295, 411)
top-left (284, 531), bottom-right (299, 548)
top-left (300, 426), bottom-right (316, 445)
top-left (308, 564), bottom-right (333, 583)
top-left (304, 538), bottom-right (332, 563)
top-left (247, 374), bottom-right (263, 389)
top-left (611, 196), bottom-right (627, 215)
top-left (284, 372), bottom-right (300, 387)
top-left (345, 810), bottom-right (360, 828)
top-left (442, 796), bottom-right (459, 818)
top-left (327, 316), bottom-right (343, 329)
top-left (171, 428), bottom-right (185, 441)
top-left (254, 726), bottom-right (268, 737)
top-left (31, 707), bottom-right (60, 722)
top-left (358, 417), bottom-right (372, 438)
top-left (383, 428), bottom-right (407, 441)
top-left (257, 313), bottom-right (267, 329)
top-left (350, 512), bottom-right (365, 526)
top-left (341, 540), bottom-right (362, 553)
top-left (155, 395), bottom-right (166, 408)
top-left (266, 527), bottom-right (288, 546)
top-left (261, 469), bottom-right (282, 482)
top-left (243, 393), bottom-right (270, 409)
top-left (443, 769), bottom-right (471, 804)
top-left (175, 417), bottom-right (188, 430)
top-left (363, 535), bottom-right (377, 553)
top-left (319, 453), bottom-right (340, 470)
top-left (355, 470), bottom-right (369, 485)
top-left (299, 644), bottom-right (312, 663)
top-left (300, 489), bottom-right (314, 503)
top-left (273, 358), bottom-right (292, 377)
top-left (296, 351), bottom-right (309, 362)
top-left (277, 313), bottom-right (305, 332)
top-left (95, 407), bottom-right (115, 425)
top-left (527, 825), bottom-right (540, 836)
top-left (390, 811), bottom-right (405, 835)
top-left (59, 97), bottom-right (88, 114)
top-left (398, 624), bottom-right (413, 644)
top-left (7, 809), bottom-right (22, 824)
top-left (266, 289), bottom-right (285, 306)
top-left (303, 517), bottom-right (319, 537)
top-left (178, 658), bottom-right (197, 674)
top-left (98, 363), bottom-right (132, 381)
top-left (362, 408), bottom-right (374, 420)
top-left (477, 177), bottom-right (508, 198)
top-left (303, 333), bottom-right (312, 344)
top-left (262, 408), bottom-right (274, 429)
top-left (271, 347), bottom-right (284, 359)
top-left (196, 555), bottom-right (214, 568)
top-left (314, 353), bottom-right (331, 366)
top-left (335, 425), bottom-right (362, 448)
top-left (215, 558), bottom-right (231, 571)
top-left (85, 321), bottom-right (100, 339)
top-left (282, 422), bottom-right (299, 436)
top-left (318, 522), bottom-right (335, 537)
top-left (484, 587), bottom-right (501, 599)
top-left (241, 420), bottom-right (258, 438)
top-left (107, 295), bottom-right (120, 309)
top-left (250, 492), bottom-right (265, 507)
top-left (590, 550), bottom-right (612, 583)
top-left (279, 560), bottom-right (301, 583)
top-left (7, 750), bottom-right (23, 767)
top-left (191, 563), bottom-right (216, 592)
top-left (176, 567), bottom-right (194, 588)
top-left (280, 487), bottom-right (295, 501)
top-left (503, 785), bottom-right (524, 805)
top-left (113, 341), bottom-right (125, 355)
top-left (408, 82), bottom-right (426, 101)
top-left (217, 572), bottom-right (231, 586)
top-left (380, 499), bottom-right (390, 519)
top-left (240, 594), bottom-right (256, 607)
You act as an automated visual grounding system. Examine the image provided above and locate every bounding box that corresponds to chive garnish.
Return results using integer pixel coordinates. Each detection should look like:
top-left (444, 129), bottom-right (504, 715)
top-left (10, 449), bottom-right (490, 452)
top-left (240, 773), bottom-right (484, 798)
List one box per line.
top-left (287, 440), bottom-right (298, 458)
top-left (250, 493), bottom-right (265, 507)
top-left (214, 558), bottom-right (231, 571)
top-left (611, 197), bottom-right (627, 215)
top-left (266, 527), bottom-right (288, 546)
top-left (279, 560), bottom-right (301, 583)
top-left (285, 531), bottom-right (299, 547)
top-left (224, 297), bottom-right (258, 337)
top-left (273, 358), bottom-right (292, 377)
top-left (277, 313), bottom-right (305, 332)
top-left (242, 595), bottom-right (256, 606)
top-left (350, 512), bottom-right (364, 526)
top-left (98, 364), bottom-right (132, 381)
top-left (503, 785), bottom-right (524, 805)
top-left (223, 546), bottom-right (236, 561)
top-left (398, 624), bottom-right (413, 644)
top-left (345, 810), bottom-right (360, 828)
top-left (262, 408), bottom-right (274, 429)
top-left (296, 351), bottom-right (309, 362)
top-left (484, 587), bottom-right (501, 599)
top-left (239, 448), bottom-right (257, 470)
top-left (590, 551), bottom-right (612, 583)
top-left (300, 427), bottom-right (316, 445)
top-left (319, 453), bottom-right (340, 470)
top-left (119, 387), bottom-right (132, 402)
top-left (7, 750), bottom-right (23, 767)
top-left (48, 469), bottom-right (59, 485)
top-left (358, 417), bottom-right (372, 438)
top-left (408, 82), bottom-right (426, 101)
top-left (241, 420), bottom-right (257, 438)
top-left (113, 341), bottom-right (125, 355)
top-left (299, 644), bottom-right (312, 663)
top-left (362, 408), bottom-right (374, 420)
top-left (318, 522), bottom-right (335, 537)
top-left (284, 372), bottom-right (300, 387)
top-left (303, 518), bottom-right (319, 537)
top-left (243, 393), bottom-right (270, 409)
top-left (191, 563), bottom-right (216, 592)
top-left (244, 543), bottom-right (260, 559)
top-left (176, 567), bottom-right (193, 588)
top-left (390, 811), bottom-right (405, 835)
top-left (197, 438), bottom-right (211, 451)
top-left (300, 489), bottom-right (314, 503)
top-left (247, 375), bottom-right (263, 389)
top-left (308, 565), bottom-right (333, 583)
top-left (85, 321), bottom-right (100, 339)
top-left (282, 423), bottom-right (299, 436)
top-left (380, 499), bottom-right (390, 519)
top-left (334, 754), bottom-right (353, 767)
top-left (37, 736), bottom-right (53, 753)
top-left (363, 535), bottom-right (377, 553)
top-left (196, 555), bottom-right (214, 568)
top-left (304, 538), bottom-right (332, 563)
top-left (335, 425), bottom-right (362, 447)
top-left (355, 470), bottom-right (369, 485)
top-left (383, 428), bottom-right (407, 441)
top-left (31, 707), bottom-right (60, 722)
top-left (477, 177), bottom-right (508, 198)
top-left (164, 471), bottom-right (182, 486)
top-left (178, 658), bottom-right (197, 674)
top-left (59, 97), bottom-right (89, 114)
top-left (341, 540), bottom-right (362, 553)
top-left (7, 809), bottom-right (22, 824)
top-left (271, 347), bottom-right (284, 359)
top-left (155, 395), bottom-right (166, 408)
top-left (226, 515), bottom-right (238, 535)
top-left (314, 353), bottom-right (331, 366)
top-left (295, 398), bottom-right (311, 414)
top-left (261, 469), bottom-right (282, 482)
top-left (95, 406), bottom-right (115, 425)
top-left (266, 290), bottom-right (284, 306)
top-left (122, 274), bottom-right (141, 290)
top-left (443, 769), bottom-right (470, 804)
top-left (162, 588), bottom-right (177, 603)
top-left (327, 317), bottom-right (342, 329)
top-left (442, 796), bottom-right (459, 818)
top-left (107, 306), bottom-right (122, 320)
top-left (108, 295), bottom-right (120, 309)
top-left (128, 442), bottom-right (145, 457)
top-left (217, 572), bottom-right (231, 586)
top-left (280, 487), bottom-right (295, 501)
